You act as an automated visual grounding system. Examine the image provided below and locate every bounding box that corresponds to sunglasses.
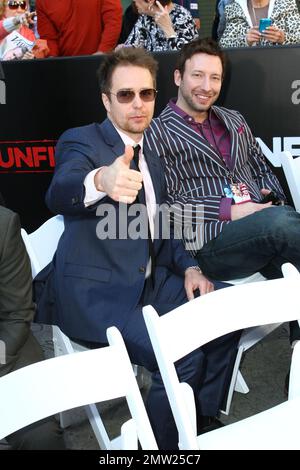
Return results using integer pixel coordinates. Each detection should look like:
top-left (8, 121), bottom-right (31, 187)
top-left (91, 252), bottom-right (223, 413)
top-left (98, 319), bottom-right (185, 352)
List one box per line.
top-left (109, 88), bottom-right (157, 104)
top-left (7, 1), bottom-right (27, 10)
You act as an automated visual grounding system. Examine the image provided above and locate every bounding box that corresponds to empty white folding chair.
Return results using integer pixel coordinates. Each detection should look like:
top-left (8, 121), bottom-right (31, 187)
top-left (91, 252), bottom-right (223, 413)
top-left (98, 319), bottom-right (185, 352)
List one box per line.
top-left (143, 263), bottom-right (300, 450)
top-left (221, 271), bottom-right (282, 414)
top-left (21, 214), bottom-right (65, 278)
top-left (280, 150), bottom-right (300, 213)
top-left (0, 326), bottom-right (157, 450)
top-left (198, 341), bottom-right (300, 450)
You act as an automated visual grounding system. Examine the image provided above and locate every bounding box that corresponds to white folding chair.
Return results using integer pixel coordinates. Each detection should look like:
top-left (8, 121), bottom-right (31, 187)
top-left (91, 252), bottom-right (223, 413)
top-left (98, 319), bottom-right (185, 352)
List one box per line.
top-left (21, 214), bottom-right (65, 278)
top-left (280, 150), bottom-right (300, 213)
top-left (222, 151), bottom-right (300, 408)
top-left (220, 271), bottom-right (282, 414)
top-left (143, 263), bottom-right (300, 450)
top-left (21, 215), bottom-right (145, 448)
top-left (0, 326), bottom-right (157, 450)
top-left (222, 149), bottom-right (300, 409)
top-left (198, 341), bottom-right (300, 450)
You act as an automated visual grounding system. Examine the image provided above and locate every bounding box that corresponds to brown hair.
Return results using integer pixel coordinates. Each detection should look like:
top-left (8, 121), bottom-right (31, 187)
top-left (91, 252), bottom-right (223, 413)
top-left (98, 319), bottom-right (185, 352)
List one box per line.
top-left (0, 1), bottom-right (6, 19)
top-left (176, 37), bottom-right (227, 79)
top-left (146, 0), bottom-right (171, 6)
top-left (97, 47), bottom-right (158, 95)
top-left (155, 0), bottom-right (171, 5)
top-left (0, 0), bottom-right (29, 19)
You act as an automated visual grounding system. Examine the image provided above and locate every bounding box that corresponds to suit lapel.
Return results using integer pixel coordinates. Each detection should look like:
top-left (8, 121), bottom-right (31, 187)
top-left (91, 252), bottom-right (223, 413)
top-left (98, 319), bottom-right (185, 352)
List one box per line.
top-left (212, 106), bottom-right (242, 173)
top-left (98, 118), bottom-right (125, 164)
top-left (143, 142), bottom-right (163, 204)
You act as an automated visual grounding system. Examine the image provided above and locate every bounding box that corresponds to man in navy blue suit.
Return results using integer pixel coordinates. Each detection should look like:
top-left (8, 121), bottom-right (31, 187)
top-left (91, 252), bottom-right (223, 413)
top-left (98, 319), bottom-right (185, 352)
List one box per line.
top-left (36, 47), bottom-right (239, 449)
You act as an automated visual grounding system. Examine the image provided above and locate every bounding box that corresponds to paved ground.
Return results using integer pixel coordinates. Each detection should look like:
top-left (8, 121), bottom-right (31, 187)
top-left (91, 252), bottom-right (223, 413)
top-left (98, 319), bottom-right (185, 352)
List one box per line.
top-left (1, 322), bottom-right (292, 450)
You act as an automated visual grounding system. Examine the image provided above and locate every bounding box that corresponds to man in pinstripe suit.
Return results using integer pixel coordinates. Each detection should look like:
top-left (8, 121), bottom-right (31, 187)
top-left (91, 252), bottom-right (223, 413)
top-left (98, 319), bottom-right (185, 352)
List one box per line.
top-left (145, 37), bottom-right (300, 344)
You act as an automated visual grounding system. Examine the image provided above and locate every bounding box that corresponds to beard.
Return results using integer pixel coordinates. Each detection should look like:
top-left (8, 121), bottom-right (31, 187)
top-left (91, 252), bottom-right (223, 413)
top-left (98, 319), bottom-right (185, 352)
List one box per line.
top-left (182, 89), bottom-right (212, 113)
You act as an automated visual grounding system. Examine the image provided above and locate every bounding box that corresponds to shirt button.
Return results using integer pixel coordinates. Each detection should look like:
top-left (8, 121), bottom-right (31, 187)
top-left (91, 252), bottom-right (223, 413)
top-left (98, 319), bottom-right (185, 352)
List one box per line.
top-left (139, 266), bottom-right (146, 273)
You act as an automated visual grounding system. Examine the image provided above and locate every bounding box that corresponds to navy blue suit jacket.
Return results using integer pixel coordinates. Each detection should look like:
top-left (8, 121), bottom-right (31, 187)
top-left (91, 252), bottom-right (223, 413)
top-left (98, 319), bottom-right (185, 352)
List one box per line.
top-left (37, 119), bottom-right (195, 343)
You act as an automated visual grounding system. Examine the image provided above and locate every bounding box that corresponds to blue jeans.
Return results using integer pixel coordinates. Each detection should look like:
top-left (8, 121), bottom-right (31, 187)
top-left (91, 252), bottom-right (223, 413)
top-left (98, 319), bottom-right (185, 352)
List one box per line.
top-left (196, 205), bottom-right (300, 341)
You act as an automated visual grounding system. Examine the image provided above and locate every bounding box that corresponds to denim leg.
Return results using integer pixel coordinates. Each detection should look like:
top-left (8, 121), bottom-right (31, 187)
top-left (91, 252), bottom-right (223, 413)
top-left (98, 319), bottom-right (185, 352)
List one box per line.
top-left (197, 205), bottom-right (300, 280)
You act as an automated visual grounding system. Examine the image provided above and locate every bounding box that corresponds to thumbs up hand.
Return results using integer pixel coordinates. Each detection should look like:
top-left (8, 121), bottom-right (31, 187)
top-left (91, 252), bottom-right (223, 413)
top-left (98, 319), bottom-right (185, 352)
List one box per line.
top-left (119, 145), bottom-right (135, 167)
top-left (94, 145), bottom-right (143, 203)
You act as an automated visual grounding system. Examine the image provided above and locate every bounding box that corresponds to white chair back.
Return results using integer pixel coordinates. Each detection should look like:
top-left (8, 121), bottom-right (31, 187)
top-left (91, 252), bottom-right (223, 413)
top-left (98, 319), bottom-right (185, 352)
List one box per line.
top-left (0, 327), bottom-right (157, 450)
top-left (222, 271), bottom-right (279, 414)
top-left (280, 150), bottom-right (300, 213)
top-left (143, 263), bottom-right (300, 449)
top-left (21, 215), bottom-right (146, 449)
top-left (21, 215), bottom-right (64, 278)
top-left (198, 340), bottom-right (300, 450)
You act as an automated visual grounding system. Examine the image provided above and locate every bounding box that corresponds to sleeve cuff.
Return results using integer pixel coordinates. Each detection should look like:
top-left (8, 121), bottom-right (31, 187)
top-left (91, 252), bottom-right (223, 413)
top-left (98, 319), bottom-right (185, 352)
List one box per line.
top-left (219, 197), bottom-right (232, 221)
top-left (83, 168), bottom-right (106, 207)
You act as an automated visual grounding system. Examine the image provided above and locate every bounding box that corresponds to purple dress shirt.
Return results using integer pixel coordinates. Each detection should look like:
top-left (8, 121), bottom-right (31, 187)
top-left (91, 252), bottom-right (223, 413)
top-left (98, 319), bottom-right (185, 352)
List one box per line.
top-left (169, 99), bottom-right (233, 220)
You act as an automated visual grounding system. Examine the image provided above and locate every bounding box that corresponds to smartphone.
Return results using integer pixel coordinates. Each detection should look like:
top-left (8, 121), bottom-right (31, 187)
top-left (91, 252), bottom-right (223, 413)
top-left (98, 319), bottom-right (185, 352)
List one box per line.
top-left (259, 18), bottom-right (272, 33)
top-left (260, 191), bottom-right (284, 206)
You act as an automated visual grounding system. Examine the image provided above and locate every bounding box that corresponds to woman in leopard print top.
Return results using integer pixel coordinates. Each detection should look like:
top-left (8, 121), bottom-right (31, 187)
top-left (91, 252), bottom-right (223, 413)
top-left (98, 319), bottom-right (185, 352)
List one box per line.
top-left (124, 0), bottom-right (198, 51)
top-left (219, 0), bottom-right (300, 48)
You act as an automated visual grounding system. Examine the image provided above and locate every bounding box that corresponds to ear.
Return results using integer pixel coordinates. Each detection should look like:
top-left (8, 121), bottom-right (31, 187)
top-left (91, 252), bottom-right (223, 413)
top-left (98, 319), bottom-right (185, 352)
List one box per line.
top-left (174, 69), bottom-right (182, 87)
top-left (102, 93), bottom-right (111, 113)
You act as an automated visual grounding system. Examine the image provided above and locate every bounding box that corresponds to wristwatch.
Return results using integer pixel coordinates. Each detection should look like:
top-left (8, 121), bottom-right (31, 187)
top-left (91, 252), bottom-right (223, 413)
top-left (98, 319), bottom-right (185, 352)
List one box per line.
top-left (185, 266), bottom-right (203, 275)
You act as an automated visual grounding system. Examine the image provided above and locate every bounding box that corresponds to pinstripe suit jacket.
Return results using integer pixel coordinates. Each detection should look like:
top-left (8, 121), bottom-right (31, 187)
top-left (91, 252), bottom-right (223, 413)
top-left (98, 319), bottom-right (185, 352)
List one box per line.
top-left (145, 104), bottom-right (285, 250)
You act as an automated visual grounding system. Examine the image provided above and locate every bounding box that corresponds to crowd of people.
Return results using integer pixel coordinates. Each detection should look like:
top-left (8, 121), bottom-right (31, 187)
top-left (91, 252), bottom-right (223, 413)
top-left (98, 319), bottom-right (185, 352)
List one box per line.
top-left (1, 0), bottom-right (300, 60)
top-left (1, 0), bottom-right (300, 452)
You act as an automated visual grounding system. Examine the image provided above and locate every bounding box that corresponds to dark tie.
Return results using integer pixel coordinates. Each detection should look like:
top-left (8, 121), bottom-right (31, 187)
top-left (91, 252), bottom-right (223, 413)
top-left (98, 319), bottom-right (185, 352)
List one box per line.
top-left (132, 145), bottom-right (155, 286)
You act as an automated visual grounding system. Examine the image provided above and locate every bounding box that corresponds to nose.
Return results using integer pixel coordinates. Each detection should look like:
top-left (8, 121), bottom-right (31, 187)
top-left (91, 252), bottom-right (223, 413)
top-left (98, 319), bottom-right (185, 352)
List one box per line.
top-left (132, 92), bottom-right (143, 108)
top-left (201, 75), bottom-right (211, 91)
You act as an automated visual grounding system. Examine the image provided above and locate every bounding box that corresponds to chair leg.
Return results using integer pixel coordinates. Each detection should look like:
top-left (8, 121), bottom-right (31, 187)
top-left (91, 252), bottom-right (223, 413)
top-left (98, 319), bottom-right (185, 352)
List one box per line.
top-left (220, 345), bottom-right (244, 415)
top-left (52, 326), bottom-right (75, 428)
top-left (85, 404), bottom-right (111, 450)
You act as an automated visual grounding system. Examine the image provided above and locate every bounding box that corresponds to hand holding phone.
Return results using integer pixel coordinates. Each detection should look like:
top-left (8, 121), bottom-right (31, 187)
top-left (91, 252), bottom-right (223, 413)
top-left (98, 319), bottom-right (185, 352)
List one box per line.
top-left (260, 191), bottom-right (284, 206)
top-left (17, 10), bottom-right (36, 28)
top-left (259, 18), bottom-right (272, 33)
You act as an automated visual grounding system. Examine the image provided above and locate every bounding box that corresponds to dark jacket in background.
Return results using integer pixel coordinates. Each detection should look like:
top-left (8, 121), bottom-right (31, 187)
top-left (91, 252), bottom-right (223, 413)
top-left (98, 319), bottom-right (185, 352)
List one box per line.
top-left (0, 206), bottom-right (65, 449)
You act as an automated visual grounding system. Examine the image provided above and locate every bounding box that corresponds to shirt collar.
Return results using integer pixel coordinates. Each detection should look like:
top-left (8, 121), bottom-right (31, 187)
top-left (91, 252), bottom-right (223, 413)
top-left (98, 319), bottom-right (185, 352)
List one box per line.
top-left (168, 98), bottom-right (216, 126)
top-left (111, 121), bottom-right (144, 153)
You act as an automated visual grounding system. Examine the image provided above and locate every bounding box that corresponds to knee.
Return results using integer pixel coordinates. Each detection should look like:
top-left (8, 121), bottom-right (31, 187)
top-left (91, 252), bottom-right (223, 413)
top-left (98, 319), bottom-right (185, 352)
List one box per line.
top-left (175, 348), bottom-right (205, 384)
top-left (267, 206), bottom-right (298, 234)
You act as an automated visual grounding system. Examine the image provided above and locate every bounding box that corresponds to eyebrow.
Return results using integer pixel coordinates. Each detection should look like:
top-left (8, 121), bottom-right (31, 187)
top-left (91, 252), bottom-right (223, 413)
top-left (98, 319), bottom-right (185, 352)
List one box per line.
top-left (192, 70), bottom-right (222, 76)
